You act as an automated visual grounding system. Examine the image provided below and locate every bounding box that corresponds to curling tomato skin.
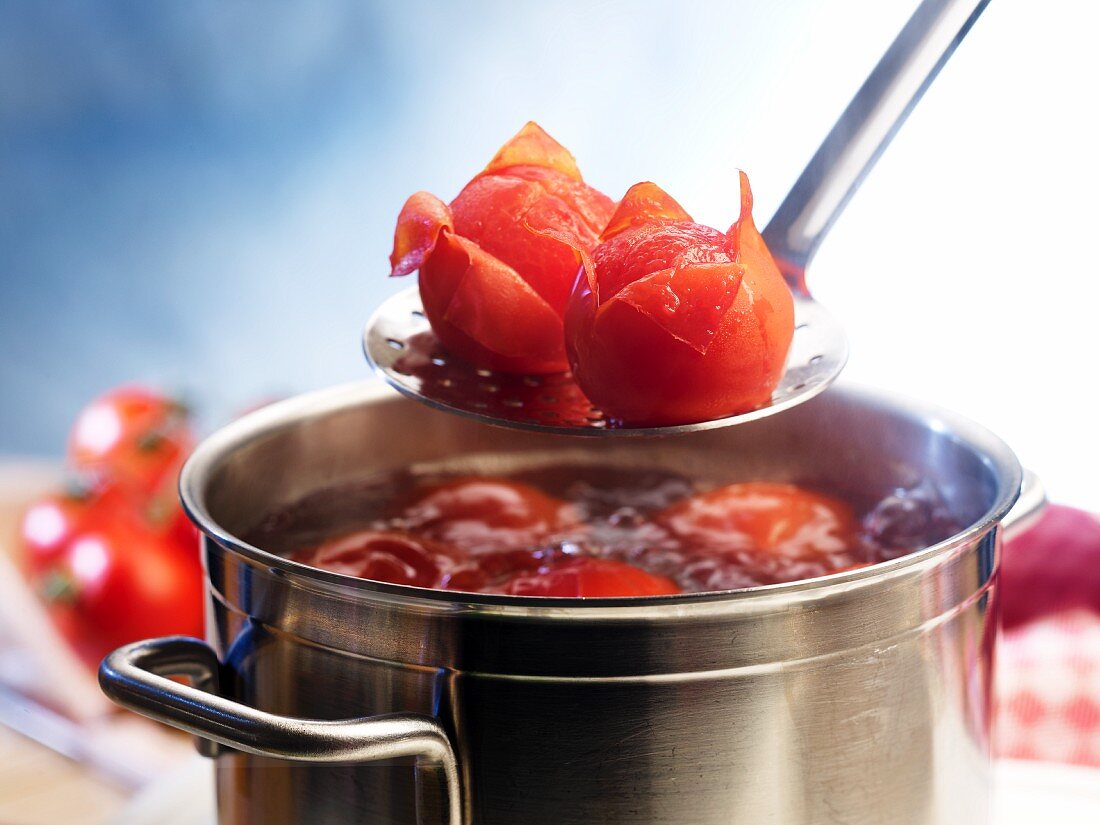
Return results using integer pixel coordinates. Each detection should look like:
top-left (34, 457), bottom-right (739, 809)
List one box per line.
top-left (451, 168), bottom-right (612, 315)
top-left (416, 168), bottom-right (611, 374)
top-left (565, 261), bottom-right (793, 426)
top-left (390, 123), bottom-right (614, 375)
top-left (418, 231), bottom-right (570, 375)
top-left (563, 175), bottom-right (794, 427)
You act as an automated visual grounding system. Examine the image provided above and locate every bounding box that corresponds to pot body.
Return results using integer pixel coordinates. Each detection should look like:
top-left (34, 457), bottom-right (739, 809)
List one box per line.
top-left (162, 382), bottom-right (1028, 824)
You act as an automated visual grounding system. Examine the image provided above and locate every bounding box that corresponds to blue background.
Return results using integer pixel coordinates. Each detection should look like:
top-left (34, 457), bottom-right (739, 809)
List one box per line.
top-left (0, 0), bottom-right (909, 447)
top-left (3, 1), bottom-right (1097, 509)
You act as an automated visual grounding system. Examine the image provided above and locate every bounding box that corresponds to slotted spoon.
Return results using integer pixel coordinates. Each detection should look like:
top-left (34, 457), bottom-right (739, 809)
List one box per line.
top-left (365, 0), bottom-right (990, 437)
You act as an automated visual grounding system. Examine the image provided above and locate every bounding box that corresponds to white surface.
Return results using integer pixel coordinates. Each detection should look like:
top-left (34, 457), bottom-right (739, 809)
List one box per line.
top-left (995, 760), bottom-right (1100, 824)
top-left (805, 0), bottom-right (1100, 513)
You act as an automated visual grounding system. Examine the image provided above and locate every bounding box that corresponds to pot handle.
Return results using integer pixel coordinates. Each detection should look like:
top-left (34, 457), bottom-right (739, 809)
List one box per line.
top-left (99, 636), bottom-right (463, 825)
top-left (1002, 469), bottom-right (1046, 540)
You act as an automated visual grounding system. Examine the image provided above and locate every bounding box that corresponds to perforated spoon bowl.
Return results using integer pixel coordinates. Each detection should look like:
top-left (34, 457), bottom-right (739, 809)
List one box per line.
top-left (365, 0), bottom-right (990, 437)
top-left (366, 288), bottom-right (844, 436)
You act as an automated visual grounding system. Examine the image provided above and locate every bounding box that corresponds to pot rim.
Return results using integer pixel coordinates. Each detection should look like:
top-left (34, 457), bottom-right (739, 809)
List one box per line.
top-left (180, 379), bottom-right (1022, 612)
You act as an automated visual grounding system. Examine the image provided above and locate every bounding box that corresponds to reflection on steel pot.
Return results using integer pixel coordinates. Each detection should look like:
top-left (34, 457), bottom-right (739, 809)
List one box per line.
top-left (99, 381), bottom-right (1042, 825)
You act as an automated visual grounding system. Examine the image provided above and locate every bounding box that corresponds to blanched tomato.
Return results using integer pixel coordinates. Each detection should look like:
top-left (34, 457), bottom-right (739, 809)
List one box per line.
top-left (37, 511), bottom-right (205, 667)
top-left (657, 482), bottom-right (860, 585)
top-left (560, 175), bottom-right (794, 425)
top-left (500, 556), bottom-right (680, 597)
top-left (389, 122), bottom-right (614, 373)
top-left (435, 546), bottom-right (680, 597)
top-left (275, 469), bottom-right (957, 596)
top-left (68, 386), bottom-right (193, 504)
top-left (292, 530), bottom-right (458, 588)
top-left (395, 477), bottom-right (577, 554)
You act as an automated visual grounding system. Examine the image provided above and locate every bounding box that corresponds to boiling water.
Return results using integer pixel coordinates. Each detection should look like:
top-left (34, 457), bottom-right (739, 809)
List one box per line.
top-left (246, 463), bottom-right (961, 594)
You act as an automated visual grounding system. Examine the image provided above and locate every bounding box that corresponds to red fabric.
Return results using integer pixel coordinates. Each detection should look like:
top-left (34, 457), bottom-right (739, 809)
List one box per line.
top-left (997, 505), bottom-right (1100, 766)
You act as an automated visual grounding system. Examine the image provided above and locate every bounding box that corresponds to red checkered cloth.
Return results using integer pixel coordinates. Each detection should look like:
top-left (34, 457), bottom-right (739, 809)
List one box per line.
top-left (997, 506), bottom-right (1100, 766)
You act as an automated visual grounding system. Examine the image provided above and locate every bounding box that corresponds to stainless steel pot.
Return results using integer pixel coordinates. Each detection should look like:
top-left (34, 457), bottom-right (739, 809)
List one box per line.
top-left (99, 381), bottom-right (1044, 825)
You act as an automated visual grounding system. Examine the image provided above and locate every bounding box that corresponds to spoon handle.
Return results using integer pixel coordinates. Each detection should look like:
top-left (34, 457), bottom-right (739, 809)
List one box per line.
top-left (762, 0), bottom-right (991, 294)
